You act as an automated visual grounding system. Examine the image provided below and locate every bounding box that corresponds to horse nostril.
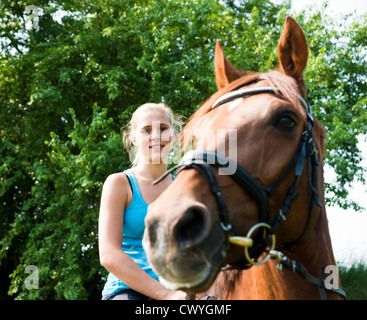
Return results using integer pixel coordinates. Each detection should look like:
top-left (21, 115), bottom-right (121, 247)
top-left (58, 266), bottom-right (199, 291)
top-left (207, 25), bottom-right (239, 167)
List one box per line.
top-left (173, 205), bottom-right (211, 248)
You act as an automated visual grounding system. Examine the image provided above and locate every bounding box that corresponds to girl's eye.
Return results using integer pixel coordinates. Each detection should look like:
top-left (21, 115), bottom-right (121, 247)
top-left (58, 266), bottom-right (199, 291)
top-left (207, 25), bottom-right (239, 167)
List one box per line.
top-left (141, 126), bottom-right (170, 133)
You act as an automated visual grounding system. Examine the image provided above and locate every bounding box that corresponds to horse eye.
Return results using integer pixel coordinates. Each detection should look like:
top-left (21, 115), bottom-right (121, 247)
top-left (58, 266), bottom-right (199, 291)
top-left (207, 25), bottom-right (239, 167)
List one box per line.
top-left (279, 116), bottom-right (296, 129)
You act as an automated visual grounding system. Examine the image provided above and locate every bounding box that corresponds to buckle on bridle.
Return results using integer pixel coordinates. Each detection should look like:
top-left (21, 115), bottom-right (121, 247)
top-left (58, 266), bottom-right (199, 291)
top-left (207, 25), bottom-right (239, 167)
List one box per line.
top-left (229, 222), bottom-right (276, 266)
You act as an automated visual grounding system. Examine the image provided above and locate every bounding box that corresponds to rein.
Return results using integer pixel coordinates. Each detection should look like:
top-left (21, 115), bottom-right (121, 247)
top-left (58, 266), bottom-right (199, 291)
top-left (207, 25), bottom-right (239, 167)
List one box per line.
top-left (154, 86), bottom-right (346, 299)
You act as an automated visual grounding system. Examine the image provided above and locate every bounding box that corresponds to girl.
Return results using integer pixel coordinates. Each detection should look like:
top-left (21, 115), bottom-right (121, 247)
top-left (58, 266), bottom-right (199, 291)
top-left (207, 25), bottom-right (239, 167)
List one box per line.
top-left (98, 103), bottom-right (186, 300)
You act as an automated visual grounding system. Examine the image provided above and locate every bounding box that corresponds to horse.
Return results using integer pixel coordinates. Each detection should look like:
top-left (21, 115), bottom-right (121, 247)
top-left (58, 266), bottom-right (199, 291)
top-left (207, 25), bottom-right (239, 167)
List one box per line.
top-left (142, 16), bottom-right (346, 300)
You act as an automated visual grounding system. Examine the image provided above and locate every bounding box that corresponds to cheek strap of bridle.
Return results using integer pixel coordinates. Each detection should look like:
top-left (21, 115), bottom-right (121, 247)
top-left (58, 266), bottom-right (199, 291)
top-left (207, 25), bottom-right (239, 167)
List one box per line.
top-left (266, 100), bottom-right (323, 249)
top-left (186, 161), bottom-right (232, 235)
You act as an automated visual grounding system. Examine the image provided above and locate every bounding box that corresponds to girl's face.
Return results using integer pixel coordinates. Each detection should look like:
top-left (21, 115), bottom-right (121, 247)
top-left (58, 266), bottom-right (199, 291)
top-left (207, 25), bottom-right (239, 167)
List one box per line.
top-left (132, 110), bottom-right (174, 165)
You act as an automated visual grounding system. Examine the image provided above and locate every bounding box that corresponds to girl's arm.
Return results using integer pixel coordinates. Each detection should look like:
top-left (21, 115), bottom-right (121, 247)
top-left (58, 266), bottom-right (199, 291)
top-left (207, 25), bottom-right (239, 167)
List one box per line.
top-left (98, 173), bottom-right (186, 300)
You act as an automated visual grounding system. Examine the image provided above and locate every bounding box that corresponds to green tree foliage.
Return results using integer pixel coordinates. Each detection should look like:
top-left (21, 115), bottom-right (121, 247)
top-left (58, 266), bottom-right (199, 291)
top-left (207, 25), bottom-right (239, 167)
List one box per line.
top-left (0, 0), bottom-right (366, 299)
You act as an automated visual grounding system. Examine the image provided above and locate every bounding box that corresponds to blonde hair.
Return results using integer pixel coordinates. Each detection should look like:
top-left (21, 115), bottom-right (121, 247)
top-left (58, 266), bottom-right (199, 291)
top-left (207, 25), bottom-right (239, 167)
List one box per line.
top-left (122, 103), bottom-right (184, 167)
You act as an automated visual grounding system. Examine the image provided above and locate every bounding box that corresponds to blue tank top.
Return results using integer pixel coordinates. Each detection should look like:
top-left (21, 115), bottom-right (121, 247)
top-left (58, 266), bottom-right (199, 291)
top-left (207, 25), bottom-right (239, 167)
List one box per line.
top-left (101, 169), bottom-right (159, 296)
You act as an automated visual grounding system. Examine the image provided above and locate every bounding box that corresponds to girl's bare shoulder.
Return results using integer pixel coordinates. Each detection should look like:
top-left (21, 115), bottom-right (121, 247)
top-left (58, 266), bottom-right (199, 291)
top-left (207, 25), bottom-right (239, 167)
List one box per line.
top-left (102, 172), bottom-right (131, 195)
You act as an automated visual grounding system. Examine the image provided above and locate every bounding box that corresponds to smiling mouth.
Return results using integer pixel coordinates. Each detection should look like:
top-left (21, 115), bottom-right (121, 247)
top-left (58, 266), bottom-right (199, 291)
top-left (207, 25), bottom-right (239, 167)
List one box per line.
top-left (150, 145), bottom-right (165, 150)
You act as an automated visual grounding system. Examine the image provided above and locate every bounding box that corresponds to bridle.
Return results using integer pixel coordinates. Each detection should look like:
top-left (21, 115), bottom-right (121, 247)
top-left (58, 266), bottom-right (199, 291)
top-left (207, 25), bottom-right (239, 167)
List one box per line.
top-left (154, 86), bottom-right (346, 299)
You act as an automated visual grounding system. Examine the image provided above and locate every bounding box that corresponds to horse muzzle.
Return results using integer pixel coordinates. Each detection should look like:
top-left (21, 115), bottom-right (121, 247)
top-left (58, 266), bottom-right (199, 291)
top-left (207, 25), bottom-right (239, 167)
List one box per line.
top-left (143, 201), bottom-right (227, 293)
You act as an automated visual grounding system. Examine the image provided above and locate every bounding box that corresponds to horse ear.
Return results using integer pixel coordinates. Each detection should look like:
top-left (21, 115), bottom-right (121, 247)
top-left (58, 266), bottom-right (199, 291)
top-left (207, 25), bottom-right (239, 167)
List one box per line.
top-left (214, 39), bottom-right (242, 90)
top-left (278, 16), bottom-right (309, 97)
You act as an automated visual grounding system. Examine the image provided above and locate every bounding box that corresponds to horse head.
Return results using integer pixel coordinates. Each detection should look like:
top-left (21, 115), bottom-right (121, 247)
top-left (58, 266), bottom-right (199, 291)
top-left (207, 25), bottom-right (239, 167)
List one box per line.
top-left (143, 16), bottom-right (343, 299)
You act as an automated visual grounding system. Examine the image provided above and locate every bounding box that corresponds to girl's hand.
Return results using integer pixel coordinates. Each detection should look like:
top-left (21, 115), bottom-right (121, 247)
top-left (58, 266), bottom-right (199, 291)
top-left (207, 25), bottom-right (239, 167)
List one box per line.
top-left (164, 290), bottom-right (189, 300)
